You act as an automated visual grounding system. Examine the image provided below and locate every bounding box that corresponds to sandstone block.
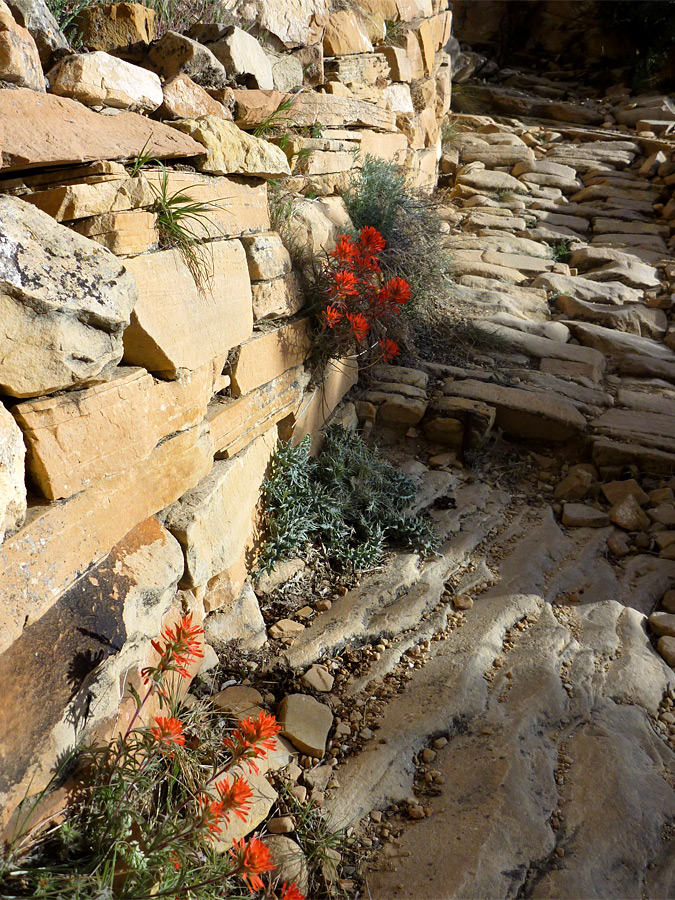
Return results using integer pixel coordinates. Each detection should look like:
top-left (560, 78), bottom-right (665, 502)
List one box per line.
top-left (0, 0), bottom-right (43, 90)
top-left (0, 423), bottom-right (212, 655)
top-left (324, 10), bottom-right (373, 55)
top-left (213, 684), bottom-right (264, 719)
top-left (148, 31), bottom-right (228, 88)
top-left (209, 25), bottom-right (273, 89)
top-left (241, 231), bottom-right (292, 281)
top-left (13, 365), bottom-right (212, 500)
top-left (359, 129), bottom-right (407, 163)
top-left (267, 50), bottom-right (303, 92)
top-left (171, 116), bottom-right (290, 178)
top-left (277, 694), bottom-right (333, 757)
top-left (377, 46), bottom-right (411, 81)
top-left (231, 320), bottom-right (312, 397)
top-left (301, 664), bottom-right (334, 692)
top-left (285, 92), bottom-right (397, 131)
top-left (48, 51), bottom-right (163, 112)
top-left (71, 209), bottom-right (158, 255)
top-left (208, 367), bottom-right (306, 458)
top-left (23, 173), bottom-right (155, 222)
top-left (264, 836), bottom-right (310, 898)
top-left (269, 619), bottom-right (305, 641)
top-left (562, 504), bottom-right (610, 528)
top-left (601, 479), bottom-right (649, 507)
top-left (0, 88), bottom-right (204, 172)
top-left (74, 2), bottom-right (155, 51)
top-left (158, 73), bottom-right (231, 120)
top-left (649, 612), bottom-right (675, 638)
top-left (292, 358), bottom-right (359, 452)
top-left (554, 469), bottom-right (594, 502)
top-left (122, 239), bottom-right (253, 376)
top-left (609, 495), bottom-right (650, 532)
top-left (0, 403), bottom-right (26, 544)
top-left (229, 88), bottom-right (289, 129)
top-left (143, 168), bottom-right (270, 239)
top-left (0, 195), bottom-right (137, 399)
top-left (657, 635), bottom-right (675, 668)
top-left (205, 581), bottom-right (267, 650)
top-left (5, 0), bottom-right (67, 67)
top-left (164, 429), bottom-right (276, 588)
top-left (252, 272), bottom-right (304, 321)
top-left (0, 516), bottom-right (183, 829)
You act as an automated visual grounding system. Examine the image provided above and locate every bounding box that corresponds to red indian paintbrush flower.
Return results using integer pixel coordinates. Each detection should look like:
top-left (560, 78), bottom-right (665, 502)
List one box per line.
top-left (214, 775), bottom-right (253, 823)
top-left (331, 269), bottom-right (359, 298)
top-left (196, 796), bottom-right (226, 839)
top-left (151, 716), bottom-right (186, 750)
top-left (330, 234), bottom-right (357, 264)
top-left (346, 311), bottom-right (370, 343)
top-left (280, 882), bottom-right (306, 900)
top-left (358, 225), bottom-right (386, 254)
top-left (323, 305), bottom-right (342, 328)
top-left (141, 613), bottom-right (204, 686)
top-left (378, 337), bottom-right (400, 362)
top-left (223, 710), bottom-right (281, 771)
top-left (229, 835), bottom-right (275, 894)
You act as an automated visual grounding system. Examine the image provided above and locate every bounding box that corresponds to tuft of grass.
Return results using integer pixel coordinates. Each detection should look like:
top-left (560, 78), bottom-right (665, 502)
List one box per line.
top-left (253, 96), bottom-right (298, 138)
top-left (259, 425), bottom-right (438, 575)
top-left (550, 238), bottom-right (571, 263)
top-left (342, 154), bottom-right (450, 312)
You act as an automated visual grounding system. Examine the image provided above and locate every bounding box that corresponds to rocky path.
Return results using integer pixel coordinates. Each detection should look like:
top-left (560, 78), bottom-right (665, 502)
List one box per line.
top-left (293, 71), bottom-right (675, 899)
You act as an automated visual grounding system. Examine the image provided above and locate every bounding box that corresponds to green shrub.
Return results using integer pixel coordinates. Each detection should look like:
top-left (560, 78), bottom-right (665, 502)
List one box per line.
top-left (342, 155), bottom-right (449, 310)
top-left (259, 425), bottom-right (438, 574)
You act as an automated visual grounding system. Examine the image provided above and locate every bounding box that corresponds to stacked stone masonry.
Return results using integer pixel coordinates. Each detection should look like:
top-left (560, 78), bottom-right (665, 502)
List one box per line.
top-left (0, 0), bottom-right (453, 827)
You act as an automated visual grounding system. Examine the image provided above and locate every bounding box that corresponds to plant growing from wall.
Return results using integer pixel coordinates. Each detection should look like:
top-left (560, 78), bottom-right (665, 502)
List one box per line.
top-left (0, 614), bottom-right (305, 900)
top-left (259, 425), bottom-right (438, 575)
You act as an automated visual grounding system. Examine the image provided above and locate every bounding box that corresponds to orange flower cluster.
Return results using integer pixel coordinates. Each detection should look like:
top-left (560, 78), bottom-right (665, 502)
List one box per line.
top-left (222, 709), bottom-right (281, 773)
top-left (141, 613), bottom-right (204, 688)
top-left (319, 226), bottom-right (410, 362)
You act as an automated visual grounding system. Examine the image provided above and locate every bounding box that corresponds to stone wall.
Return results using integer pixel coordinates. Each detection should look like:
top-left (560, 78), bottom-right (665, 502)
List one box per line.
top-left (0, 0), bottom-right (452, 826)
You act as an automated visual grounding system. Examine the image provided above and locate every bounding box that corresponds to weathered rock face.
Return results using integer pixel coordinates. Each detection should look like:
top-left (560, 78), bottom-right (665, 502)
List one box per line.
top-left (159, 73), bottom-right (231, 120)
top-left (74, 1), bottom-right (156, 52)
top-left (170, 116), bottom-right (291, 178)
top-left (0, 88), bottom-right (205, 171)
top-left (0, 195), bottom-right (138, 398)
top-left (0, 0), bottom-right (44, 90)
top-left (122, 239), bottom-right (253, 376)
top-left (233, 0), bottom-right (330, 48)
top-left (148, 31), bottom-right (228, 88)
top-left (208, 26), bottom-right (274, 90)
top-left (164, 428), bottom-right (276, 588)
top-left (13, 366), bottom-right (212, 500)
top-left (277, 693), bottom-right (333, 757)
top-left (47, 51), bottom-right (163, 112)
top-left (0, 402), bottom-right (26, 543)
top-left (204, 581), bottom-right (267, 650)
top-left (5, 0), bottom-right (67, 67)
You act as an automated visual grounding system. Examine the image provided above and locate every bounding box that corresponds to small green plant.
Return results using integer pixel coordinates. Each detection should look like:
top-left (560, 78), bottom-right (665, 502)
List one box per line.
top-left (0, 615), bottom-right (306, 900)
top-left (441, 117), bottom-right (464, 148)
top-left (253, 97), bottom-right (298, 138)
top-left (381, 18), bottom-right (407, 46)
top-left (342, 155), bottom-right (449, 312)
top-left (259, 425), bottom-right (438, 574)
top-left (491, 187), bottom-right (514, 202)
top-left (551, 238), bottom-right (571, 263)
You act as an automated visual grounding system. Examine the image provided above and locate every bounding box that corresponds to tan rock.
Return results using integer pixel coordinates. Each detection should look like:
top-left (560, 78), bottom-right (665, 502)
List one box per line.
top-left (277, 693), bottom-right (333, 757)
top-left (267, 816), bottom-right (295, 834)
top-left (164, 428), bottom-right (275, 588)
top-left (71, 209), bottom-right (158, 255)
top-left (74, 2), bottom-right (155, 51)
top-left (48, 51), bottom-right (163, 112)
top-left (231, 320), bottom-right (312, 398)
top-left (562, 504), bottom-right (611, 528)
top-left (649, 503), bottom-right (675, 527)
top-left (609, 495), bottom-right (651, 532)
top-left (209, 25), bottom-right (273, 90)
top-left (657, 635), bottom-right (675, 668)
top-left (601, 479), bottom-right (649, 507)
top-left (208, 367), bottom-right (306, 459)
top-left (292, 358), bottom-right (359, 452)
top-left (0, 195), bottom-right (137, 399)
top-left (324, 10), bottom-right (373, 55)
top-left (204, 580), bottom-right (267, 650)
top-left (0, 88), bottom-right (204, 172)
top-left (232, 0), bottom-right (330, 47)
top-left (0, 423), bottom-right (212, 655)
top-left (0, 403), bottom-right (26, 544)
top-left (159, 73), bottom-right (231, 120)
top-left (171, 116), bottom-right (290, 178)
top-left (0, 0), bottom-right (43, 90)
top-left (122, 239), bottom-right (253, 376)
top-left (143, 168), bottom-right (269, 239)
top-left (148, 30), bottom-right (228, 88)
top-left (214, 768), bottom-right (277, 845)
top-left (229, 88), bottom-right (289, 129)
top-left (377, 46), bottom-right (411, 81)
top-left (269, 619), bottom-right (306, 640)
top-left (213, 685), bottom-right (264, 719)
top-left (662, 590), bottom-right (675, 614)
top-left (301, 664), bottom-right (334, 692)
top-left (5, 0), bottom-right (68, 68)
top-left (23, 173), bottom-right (154, 222)
top-left (359, 129), bottom-right (407, 163)
top-left (554, 468), bottom-right (594, 502)
top-left (13, 366), bottom-right (212, 501)
top-left (251, 273), bottom-right (304, 321)
top-left (264, 835), bottom-right (310, 898)
top-left (649, 612), bottom-right (675, 638)
top-left (284, 91), bottom-right (397, 131)
top-left (241, 231), bottom-right (292, 281)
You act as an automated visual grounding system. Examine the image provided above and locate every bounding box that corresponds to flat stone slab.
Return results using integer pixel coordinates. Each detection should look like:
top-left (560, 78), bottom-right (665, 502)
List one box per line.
top-left (0, 87), bottom-right (204, 171)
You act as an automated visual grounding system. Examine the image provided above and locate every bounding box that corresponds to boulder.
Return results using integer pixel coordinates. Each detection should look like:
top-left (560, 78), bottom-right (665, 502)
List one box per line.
top-left (0, 0), bottom-right (43, 90)
top-left (71, 209), bottom-right (158, 255)
top-left (122, 239), bottom-right (253, 377)
top-left (0, 195), bottom-right (137, 398)
top-left (657, 636), bottom-right (675, 668)
top-left (164, 429), bottom-right (276, 588)
top-left (48, 50), bottom-right (162, 111)
top-left (0, 88), bottom-right (205, 172)
top-left (277, 693), bottom-right (333, 757)
top-left (209, 26), bottom-right (273, 89)
top-left (241, 231), bottom-right (292, 281)
top-left (12, 366), bottom-right (212, 500)
top-left (73, 2), bottom-right (155, 52)
top-left (323, 10), bottom-right (373, 55)
top-left (170, 116), bottom-right (291, 178)
top-left (148, 31), bottom-right (228, 88)
top-left (5, 0), bottom-right (67, 67)
top-left (266, 50), bottom-right (303, 92)
top-left (158, 73), bottom-right (231, 120)
top-left (601, 479), bottom-right (649, 507)
top-left (649, 612), bottom-right (675, 639)
top-left (609, 496), bottom-right (650, 532)
top-left (554, 468), bottom-right (594, 502)
top-left (0, 403), bottom-right (26, 544)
